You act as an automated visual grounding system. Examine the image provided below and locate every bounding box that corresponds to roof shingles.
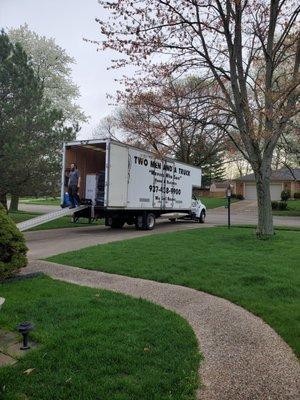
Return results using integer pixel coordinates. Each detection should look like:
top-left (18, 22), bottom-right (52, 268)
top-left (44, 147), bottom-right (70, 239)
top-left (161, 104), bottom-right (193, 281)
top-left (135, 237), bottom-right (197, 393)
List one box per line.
top-left (237, 168), bottom-right (300, 182)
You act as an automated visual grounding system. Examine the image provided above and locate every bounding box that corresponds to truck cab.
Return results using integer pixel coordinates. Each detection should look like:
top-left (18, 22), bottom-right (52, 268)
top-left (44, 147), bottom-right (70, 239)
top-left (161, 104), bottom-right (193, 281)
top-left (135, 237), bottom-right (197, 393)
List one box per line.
top-left (191, 195), bottom-right (206, 223)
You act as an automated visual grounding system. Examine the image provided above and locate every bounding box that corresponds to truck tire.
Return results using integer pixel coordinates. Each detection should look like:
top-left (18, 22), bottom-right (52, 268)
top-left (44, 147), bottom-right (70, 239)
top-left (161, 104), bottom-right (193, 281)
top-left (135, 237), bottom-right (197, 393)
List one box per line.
top-left (107, 216), bottom-right (125, 229)
top-left (134, 213), bottom-right (155, 230)
top-left (169, 218), bottom-right (176, 223)
top-left (143, 213), bottom-right (156, 230)
top-left (199, 210), bottom-right (206, 223)
top-left (134, 215), bottom-right (143, 230)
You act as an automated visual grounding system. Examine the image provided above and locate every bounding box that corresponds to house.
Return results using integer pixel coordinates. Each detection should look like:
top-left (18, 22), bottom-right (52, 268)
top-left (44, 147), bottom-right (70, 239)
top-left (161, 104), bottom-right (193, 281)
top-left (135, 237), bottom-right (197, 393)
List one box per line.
top-left (210, 181), bottom-right (233, 197)
top-left (235, 168), bottom-right (300, 200)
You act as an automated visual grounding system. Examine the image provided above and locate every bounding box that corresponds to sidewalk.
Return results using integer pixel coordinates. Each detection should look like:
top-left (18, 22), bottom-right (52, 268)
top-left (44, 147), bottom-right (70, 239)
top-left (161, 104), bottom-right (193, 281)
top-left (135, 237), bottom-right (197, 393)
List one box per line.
top-left (23, 260), bottom-right (300, 400)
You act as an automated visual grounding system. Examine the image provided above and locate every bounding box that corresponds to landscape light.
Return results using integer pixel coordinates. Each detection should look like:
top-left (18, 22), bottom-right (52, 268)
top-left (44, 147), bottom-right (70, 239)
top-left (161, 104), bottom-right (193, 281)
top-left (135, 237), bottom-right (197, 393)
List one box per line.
top-left (17, 321), bottom-right (34, 350)
top-left (226, 186), bottom-right (232, 198)
top-left (226, 185), bottom-right (232, 229)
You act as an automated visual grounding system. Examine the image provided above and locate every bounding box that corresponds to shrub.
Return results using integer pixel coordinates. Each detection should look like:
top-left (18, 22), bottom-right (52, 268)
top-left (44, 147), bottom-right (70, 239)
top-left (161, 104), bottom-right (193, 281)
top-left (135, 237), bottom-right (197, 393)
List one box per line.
top-left (278, 201), bottom-right (288, 210)
top-left (294, 192), bottom-right (300, 199)
top-left (281, 189), bottom-right (291, 201)
top-left (231, 194), bottom-right (244, 200)
top-left (0, 205), bottom-right (27, 282)
top-left (272, 201), bottom-right (288, 210)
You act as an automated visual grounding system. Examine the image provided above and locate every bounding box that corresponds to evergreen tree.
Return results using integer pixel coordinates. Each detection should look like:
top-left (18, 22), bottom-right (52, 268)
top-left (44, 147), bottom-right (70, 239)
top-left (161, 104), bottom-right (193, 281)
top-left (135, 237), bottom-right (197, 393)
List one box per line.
top-left (188, 134), bottom-right (226, 187)
top-left (0, 31), bottom-right (75, 209)
top-left (200, 155), bottom-right (226, 188)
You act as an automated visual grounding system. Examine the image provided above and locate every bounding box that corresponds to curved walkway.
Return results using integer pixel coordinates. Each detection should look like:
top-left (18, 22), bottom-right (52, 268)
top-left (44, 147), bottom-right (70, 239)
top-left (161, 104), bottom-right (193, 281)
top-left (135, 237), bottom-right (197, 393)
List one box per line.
top-left (24, 260), bottom-right (300, 400)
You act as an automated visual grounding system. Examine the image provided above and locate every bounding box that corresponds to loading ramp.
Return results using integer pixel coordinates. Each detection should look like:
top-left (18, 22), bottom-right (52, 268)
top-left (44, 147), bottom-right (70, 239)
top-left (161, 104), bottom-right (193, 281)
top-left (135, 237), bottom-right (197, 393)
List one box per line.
top-left (17, 205), bottom-right (89, 232)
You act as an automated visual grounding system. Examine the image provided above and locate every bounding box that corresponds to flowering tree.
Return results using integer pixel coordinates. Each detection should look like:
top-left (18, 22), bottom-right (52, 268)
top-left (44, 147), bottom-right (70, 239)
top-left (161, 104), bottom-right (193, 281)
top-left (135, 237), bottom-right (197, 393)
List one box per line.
top-left (9, 24), bottom-right (87, 127)
top-left (96, 0), bottom-right (300, 237)
top-left (116, 76), bottom-right (226, 184)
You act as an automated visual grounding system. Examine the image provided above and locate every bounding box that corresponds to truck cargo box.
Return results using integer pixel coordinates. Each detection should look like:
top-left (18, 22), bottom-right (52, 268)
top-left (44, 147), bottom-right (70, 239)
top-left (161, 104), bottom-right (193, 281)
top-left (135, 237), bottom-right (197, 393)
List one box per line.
top-left (61, 139), bottom-right (202, 212)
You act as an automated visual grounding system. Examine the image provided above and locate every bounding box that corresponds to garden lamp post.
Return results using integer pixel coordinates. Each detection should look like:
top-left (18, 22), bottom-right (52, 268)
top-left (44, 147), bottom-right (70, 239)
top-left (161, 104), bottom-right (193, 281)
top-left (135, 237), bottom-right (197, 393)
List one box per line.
top-left (226, 186), bottom-right (232, 229)
top-left (17, 322), bottom-right (34, 350)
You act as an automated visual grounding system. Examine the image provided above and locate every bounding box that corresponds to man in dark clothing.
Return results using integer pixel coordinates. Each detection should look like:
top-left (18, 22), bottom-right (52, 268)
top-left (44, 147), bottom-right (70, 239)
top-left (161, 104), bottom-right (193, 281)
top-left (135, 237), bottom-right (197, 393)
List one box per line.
top-left (68, 163), bottom-right (81, 208)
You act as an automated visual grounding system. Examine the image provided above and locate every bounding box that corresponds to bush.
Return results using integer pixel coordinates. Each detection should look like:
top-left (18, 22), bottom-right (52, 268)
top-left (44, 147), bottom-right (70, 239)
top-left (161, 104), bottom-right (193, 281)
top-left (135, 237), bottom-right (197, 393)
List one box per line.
top-left (271, 201), bottom-right (288, 210)
top-left (231, 194), bottom-right (244, 200)
top-left (294, 192), bottom-right (300, 199)
top-left (278, 201), bottom-right (288, 210)
top-left (281, 189), bottom-right (291, 201)
top-left (0, 205), bottom-right (27, 282)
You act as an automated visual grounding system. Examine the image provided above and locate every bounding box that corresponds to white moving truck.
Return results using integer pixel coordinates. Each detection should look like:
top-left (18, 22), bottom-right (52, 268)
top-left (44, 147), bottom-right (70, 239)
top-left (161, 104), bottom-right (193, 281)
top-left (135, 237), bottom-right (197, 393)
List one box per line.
top-left (61, 139), bottom-right (206, 230)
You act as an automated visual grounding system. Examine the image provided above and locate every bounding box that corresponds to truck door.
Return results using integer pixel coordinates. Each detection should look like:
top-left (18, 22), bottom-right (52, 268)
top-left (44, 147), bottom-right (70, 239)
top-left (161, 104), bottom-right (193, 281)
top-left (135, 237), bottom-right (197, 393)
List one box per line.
top-left (152, 157), bottom-right (163, 208)
top-left (107, 143), bottom-right (129, 207)
top-left (162, 160), bottom-right (175, 209)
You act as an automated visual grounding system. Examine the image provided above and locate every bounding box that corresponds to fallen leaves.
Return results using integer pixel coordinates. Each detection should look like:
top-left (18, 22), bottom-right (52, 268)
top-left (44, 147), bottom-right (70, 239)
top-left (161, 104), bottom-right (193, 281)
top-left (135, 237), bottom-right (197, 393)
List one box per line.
top-left (23, 368), bottom-right (35, 375)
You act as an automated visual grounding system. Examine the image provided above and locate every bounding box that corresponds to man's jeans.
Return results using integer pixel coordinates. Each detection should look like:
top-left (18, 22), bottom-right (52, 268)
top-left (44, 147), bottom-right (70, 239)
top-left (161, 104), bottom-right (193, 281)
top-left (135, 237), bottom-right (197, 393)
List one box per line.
top-left (68, 185), bottom-right (80, 207)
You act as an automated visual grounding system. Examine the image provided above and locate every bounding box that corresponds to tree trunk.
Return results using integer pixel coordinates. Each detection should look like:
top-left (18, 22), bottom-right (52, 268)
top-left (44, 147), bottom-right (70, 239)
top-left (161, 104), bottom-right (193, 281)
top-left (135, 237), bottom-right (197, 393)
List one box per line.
top-left (9, 194), bottom-right (19, 212)
top-left (0, 193), bottom-right (8, 211)
top-left (255, 171), bottom-right (274, 237)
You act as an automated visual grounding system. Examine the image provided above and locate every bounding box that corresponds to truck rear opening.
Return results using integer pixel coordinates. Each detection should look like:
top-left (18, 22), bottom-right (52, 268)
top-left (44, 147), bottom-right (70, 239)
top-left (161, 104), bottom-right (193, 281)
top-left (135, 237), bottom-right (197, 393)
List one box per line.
top-left (61, 139), bottom-right (206, 230)
top-left (63, 141), bottom-right (107, 205)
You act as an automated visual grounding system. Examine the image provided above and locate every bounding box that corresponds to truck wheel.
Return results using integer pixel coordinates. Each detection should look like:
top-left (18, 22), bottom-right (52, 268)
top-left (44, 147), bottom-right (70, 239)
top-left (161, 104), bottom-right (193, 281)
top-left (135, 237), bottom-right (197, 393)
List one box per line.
top-left (108, 216), bottom-right (125, 229)
top-left (199, 210), bottom-right (206, 223)
top-left (143, 213), bottom-right (156, 230)
top-left (134, 215), bottom-right (143, 230)
top-left (169, 218), bottom-right (176, 223)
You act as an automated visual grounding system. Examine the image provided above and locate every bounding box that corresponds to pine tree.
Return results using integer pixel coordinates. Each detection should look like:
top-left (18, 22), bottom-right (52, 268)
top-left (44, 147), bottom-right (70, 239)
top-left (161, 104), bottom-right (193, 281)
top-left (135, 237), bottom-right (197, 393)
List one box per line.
top-left (0, 31), bottom-right (75, 209)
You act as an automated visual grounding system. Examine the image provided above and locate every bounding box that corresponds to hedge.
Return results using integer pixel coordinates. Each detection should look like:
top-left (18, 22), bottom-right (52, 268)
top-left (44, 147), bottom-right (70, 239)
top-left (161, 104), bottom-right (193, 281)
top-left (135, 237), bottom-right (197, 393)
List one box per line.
top-left (271, 201), bottom-right (288, 210)
top-left (0, 205), bottom-right (27, 282)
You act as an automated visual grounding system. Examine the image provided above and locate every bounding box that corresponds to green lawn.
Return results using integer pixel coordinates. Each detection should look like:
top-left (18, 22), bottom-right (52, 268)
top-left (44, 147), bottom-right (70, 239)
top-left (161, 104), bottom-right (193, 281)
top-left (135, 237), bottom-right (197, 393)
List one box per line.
top-left (200, 197), bottom-right (238, 209)
top-left (9, 211), bottom-right (103, 231)
top-left (48, 227), bottom-right (300, 357)
top-left (19, 196), bottom-right (237, 209)
top-left (20, 197), bottom-right (61, 206)
top-left (8, 210), bottom-right (41, 224)
top-left (273, 200), bottom-right (300, 216)
top-left (0, 276), bottom-right (200, 400)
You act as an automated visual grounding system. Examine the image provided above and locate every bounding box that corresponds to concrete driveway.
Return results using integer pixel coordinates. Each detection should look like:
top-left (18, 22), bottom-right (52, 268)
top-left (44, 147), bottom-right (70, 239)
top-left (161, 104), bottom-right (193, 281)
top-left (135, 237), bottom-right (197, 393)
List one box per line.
top-left (24, 220), bottom-right (214, 259)
top-left (22, 200), bottom-right (300, 259)
top-left (207, 200), bottom-right (300, 228)
top-left (18, 203), bottom-right (59, 214)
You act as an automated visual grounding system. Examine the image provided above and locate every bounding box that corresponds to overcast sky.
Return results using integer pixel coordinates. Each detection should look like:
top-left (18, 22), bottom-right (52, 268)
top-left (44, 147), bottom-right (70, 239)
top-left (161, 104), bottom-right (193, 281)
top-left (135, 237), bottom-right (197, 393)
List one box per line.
top-left (0, 0), bottom-right (128, 138)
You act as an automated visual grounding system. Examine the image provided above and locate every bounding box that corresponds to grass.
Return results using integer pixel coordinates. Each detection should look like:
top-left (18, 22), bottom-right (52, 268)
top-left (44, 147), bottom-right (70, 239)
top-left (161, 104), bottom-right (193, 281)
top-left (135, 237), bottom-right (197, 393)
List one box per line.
top-left (0, 276), bottom-right (200, 400)
top-left (48, 227), bottom-right (300, 357)
top-left (272, 199), bottom-right (300, 217)
top-left (20, 197), bottom-right (61, 206)
top-left (18, 196), bottom-right (237, 209)
top-left (229, 224), bottom-right (300, 231)
top-left (8, 210), bottom-right (41, 224)
top-left (8, 211), bottom-right (103, 231)
top-left (200, 197), bottom-right (238, 209)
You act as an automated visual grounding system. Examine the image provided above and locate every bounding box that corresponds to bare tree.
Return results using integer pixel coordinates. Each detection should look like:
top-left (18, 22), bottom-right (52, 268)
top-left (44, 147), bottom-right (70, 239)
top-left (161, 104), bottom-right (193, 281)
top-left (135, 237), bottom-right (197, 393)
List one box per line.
top-left (273, 117), bottom-right (300, 170)
top-left (92, 115), bottom-right (119, 140)
top-left (96, 0), bottom-right (300, 237)
top-left (117, 77), bottom-right (225, 164)
top-left (226, 150), bottom-right (252, 179)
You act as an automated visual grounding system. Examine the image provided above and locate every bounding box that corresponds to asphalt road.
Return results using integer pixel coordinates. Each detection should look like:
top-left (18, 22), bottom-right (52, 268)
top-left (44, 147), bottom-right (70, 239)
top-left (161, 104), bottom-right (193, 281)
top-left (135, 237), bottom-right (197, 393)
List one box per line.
top-left (21, 201), bottom-right (300, 259)
top-left (207, 200), bottom-right (300, 228)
